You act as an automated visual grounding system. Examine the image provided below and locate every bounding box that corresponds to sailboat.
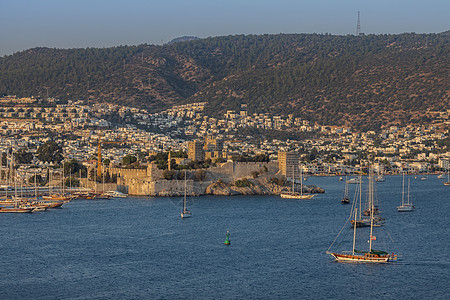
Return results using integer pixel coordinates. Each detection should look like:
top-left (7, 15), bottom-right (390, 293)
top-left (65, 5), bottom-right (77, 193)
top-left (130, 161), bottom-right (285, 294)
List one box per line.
top-left (350, 174), bottom-right (384, 227)
top-left (181, 171), bottom-right (191, 218)
top-left (346, 177), bottom-right (362, 184)
top-left (341, 176), bottom-right (350, 204)
top-left (444, 168), bottom-right (450, 186)
top-left (280, 167), bottom-right (314, 199)
top-left (0, 150), bottom-right (34, 213)
top-left (397, 173), bottom-right (414, 212)
top-left (42, 168), bottom-right (72, 202)
top-left (327, 168), bottom-right (396, 263)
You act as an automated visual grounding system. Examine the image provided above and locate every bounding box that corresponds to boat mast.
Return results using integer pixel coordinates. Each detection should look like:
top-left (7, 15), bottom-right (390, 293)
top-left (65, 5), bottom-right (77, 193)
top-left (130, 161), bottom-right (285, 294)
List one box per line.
top-left (358, 172), bottom-right (362, 220)
top-left (344, 175), bottom-right (348, 198)
top-left (292, 167), bottom-right (295, 194)
top-left (407, 178), bottom-right (410, 205)
top-left (183, 170), bottom-right (187, 211)
top-left (300, 166), bottom-right (303, 196)
top-left (352, 207), bottom-right (358, 255)
top-left (102, 165), bottom-right (105, 194)
top-left (369, 167), bottom-right (374, 252)
top-left (79, 169), bottom-right (82, 193)
top-left (62, 165), bottom-right (65, 195)
top-left (34, 170), bottom-right (38, 201)
top-left (401, 172), bottom-right (405, 206)
top-left (49, 168), bottom-right (52, 196)
top-left (13, 151), bottom-right (18, 206)
top-left (6, 149), bottom-right (9, 200)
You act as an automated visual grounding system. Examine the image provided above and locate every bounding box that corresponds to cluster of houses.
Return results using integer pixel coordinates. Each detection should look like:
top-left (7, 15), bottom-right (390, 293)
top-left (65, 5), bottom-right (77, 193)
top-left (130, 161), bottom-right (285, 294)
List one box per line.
top-left (0, 96), bottom-right (448, 185)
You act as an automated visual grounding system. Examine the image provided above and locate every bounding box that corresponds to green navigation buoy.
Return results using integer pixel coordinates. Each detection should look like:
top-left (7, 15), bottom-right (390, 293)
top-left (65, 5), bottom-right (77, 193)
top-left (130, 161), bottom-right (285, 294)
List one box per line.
top-left (224, 230), bottom-right (230, 245)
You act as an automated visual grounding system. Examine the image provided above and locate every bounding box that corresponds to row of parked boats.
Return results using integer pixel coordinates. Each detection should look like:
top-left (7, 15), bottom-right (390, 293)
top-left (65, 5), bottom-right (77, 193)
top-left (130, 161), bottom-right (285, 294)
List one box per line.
top-left (0, 190), bottom-right (128, 213)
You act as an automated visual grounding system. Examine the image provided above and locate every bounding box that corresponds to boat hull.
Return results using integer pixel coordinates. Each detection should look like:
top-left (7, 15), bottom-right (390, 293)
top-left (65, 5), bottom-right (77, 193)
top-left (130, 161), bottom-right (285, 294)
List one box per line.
top-left (105, 191), bottom-right (128, 198)
top-left (328, 252), bottom-right (391, 263)
top-left (397, 204), bottom-right (414, 212)
top-left (350, 218), bottom-right (384, 227)
top-left (341, 197), bottom-right (350, 204)
top-left (42, 195), bottom-right (72, 202)
top-left (181, 210), bottom-right (191, 218)
top-left (346, 178), bottom-right (361, 184)
top-left (280, 193), bottom-right (315, 199)
top-left (47, 201), bottom-right (64, 208)
top-left (0, 207), bottom-right (34, 213)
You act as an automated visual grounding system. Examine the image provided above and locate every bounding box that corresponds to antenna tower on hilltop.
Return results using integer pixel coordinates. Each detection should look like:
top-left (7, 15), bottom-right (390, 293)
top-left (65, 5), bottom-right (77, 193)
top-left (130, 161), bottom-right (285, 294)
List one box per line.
top-left (356, 11), bottom-right (361, 36)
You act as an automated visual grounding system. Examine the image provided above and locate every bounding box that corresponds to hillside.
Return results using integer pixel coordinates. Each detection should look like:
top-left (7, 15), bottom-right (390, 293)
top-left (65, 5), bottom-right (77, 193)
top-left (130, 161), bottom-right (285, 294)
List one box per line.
top-left (0, 33), bottom-right (448, 129)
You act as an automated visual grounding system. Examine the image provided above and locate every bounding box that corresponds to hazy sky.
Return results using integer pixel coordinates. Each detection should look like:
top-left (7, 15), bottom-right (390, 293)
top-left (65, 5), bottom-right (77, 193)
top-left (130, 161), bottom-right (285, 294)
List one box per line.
top-left (1, 0), bottom-right (448, 57)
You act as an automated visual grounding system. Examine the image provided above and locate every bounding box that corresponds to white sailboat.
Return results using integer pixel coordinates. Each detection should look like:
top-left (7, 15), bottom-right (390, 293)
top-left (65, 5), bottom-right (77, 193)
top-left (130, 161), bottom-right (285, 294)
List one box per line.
top-left (327, 167), bottom-right (396, 263)
top-left (397, 173), bottom-right (414, 212)
top-left (346, 177), bottom-right (362, 184)
top-left (444, 168), bottom-right (450, 186)
top-left (280, 166), bottom-right (314, 199)
top-left (181, 171), bottom-right (191, 218)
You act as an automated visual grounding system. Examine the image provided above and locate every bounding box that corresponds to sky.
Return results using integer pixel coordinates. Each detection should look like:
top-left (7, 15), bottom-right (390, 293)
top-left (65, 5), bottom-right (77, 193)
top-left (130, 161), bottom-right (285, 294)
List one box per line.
top-left (0, 0), bottom-right (449, 57)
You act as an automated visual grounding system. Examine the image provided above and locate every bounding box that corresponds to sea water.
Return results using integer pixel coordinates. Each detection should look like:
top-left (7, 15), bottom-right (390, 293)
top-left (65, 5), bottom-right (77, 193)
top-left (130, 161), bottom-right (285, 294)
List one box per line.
top-left (0, 175), bottom-right (448, 299)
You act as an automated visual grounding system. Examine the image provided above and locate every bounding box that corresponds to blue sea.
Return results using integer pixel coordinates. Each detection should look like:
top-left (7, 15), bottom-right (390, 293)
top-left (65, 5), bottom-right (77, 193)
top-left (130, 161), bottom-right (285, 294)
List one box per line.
top-left (0, 175), bottom-right (448, 299)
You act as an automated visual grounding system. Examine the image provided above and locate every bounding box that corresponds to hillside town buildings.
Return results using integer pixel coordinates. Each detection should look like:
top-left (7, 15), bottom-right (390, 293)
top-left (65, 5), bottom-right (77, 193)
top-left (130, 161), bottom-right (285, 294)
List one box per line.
top-left (0, 95), bottom-right (449, 189)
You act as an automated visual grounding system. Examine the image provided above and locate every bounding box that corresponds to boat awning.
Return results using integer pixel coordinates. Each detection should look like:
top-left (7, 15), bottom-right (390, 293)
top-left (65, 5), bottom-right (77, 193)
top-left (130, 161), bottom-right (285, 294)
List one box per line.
top-left (354, 250), bottom-right (368, 254)
top-left (370, 250), bottom-right (389, 255)
top-left (354, 249), bottom-right (388, 255)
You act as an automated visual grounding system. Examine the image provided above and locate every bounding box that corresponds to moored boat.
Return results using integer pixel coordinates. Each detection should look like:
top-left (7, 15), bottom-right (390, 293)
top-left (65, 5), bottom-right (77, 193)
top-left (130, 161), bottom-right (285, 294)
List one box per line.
top-left (397, 174), bottom-right (415, 212)
top-left (0, 206), bottom-right (34, 213)
top-left (46, 201), bottom-right (64, 208)
top-left (42, 194), bottom-right (72, 202)
top-left (341, 176), bottom-right (350, 204)
top-left (280, 167), bottom-right (315, 199)
top-left (443, 169), bottom-right (450, 186)
top-left (181, 171), bottom-right (191, 218)
top-left (375, 175), bottom-right (385, 182)
top-left (280, 192), bottom-right (315, 199)
top-left (104, 190), bottom-right (128, 198)
top-left (346, 177), bottom-right (362, 184)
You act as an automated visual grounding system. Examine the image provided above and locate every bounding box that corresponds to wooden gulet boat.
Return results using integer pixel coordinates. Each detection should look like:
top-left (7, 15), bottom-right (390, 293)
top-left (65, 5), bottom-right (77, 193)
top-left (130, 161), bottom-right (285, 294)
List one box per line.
top-left (280, 167), bottom-right (315, 199)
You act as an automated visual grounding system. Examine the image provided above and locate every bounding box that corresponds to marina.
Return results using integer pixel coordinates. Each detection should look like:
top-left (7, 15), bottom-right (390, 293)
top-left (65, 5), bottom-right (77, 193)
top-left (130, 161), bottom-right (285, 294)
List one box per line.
top-left (0, 175), bottom-right (448, 298)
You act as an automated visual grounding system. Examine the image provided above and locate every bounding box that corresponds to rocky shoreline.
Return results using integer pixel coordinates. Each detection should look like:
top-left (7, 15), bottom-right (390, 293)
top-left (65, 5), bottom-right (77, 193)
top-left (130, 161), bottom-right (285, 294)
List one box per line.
top-left (203, 178), bottom-right (324, 197)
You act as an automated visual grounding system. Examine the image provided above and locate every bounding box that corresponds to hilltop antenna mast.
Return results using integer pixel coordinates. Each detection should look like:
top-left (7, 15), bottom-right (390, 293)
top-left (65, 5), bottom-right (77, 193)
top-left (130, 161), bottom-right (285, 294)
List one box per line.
top-left (356, 11), bottom-right (361, 36)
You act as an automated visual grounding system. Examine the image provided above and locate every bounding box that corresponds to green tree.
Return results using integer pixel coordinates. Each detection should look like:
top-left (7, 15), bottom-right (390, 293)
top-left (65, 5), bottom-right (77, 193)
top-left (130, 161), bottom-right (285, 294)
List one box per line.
top-left (36, 141), bottom-right (63, 163)
top-left (122, 155), bottom-right (137, 166)
top-left (64, 159), bottom-right (86, 176)
top-left (14, 149), bottom-right (33, 164)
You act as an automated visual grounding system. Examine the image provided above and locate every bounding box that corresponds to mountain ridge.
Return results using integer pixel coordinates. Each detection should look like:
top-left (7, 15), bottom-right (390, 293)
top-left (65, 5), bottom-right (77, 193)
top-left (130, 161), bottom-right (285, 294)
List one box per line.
top-left (0, 32), bottom-right (448, 129)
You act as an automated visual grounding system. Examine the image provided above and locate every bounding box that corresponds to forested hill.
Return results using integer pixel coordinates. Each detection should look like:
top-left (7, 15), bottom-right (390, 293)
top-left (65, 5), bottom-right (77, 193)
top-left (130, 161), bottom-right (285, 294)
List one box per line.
top-left (0, 32), bottom-right (448, 129)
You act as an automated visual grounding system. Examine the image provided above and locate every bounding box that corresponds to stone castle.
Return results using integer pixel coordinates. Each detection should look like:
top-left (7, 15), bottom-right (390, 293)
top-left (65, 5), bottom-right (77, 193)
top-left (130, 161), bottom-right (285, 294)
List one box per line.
top-left (107, 161), bottom-right (281, 196)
